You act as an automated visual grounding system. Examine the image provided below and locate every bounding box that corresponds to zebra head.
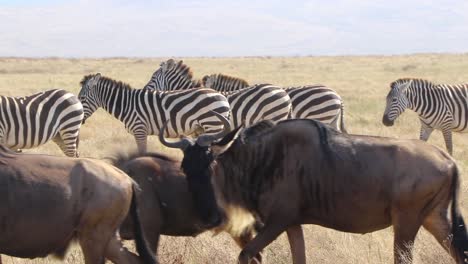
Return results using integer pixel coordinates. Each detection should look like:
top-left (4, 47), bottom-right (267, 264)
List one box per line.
top-left (78, 73), bottom-right (101, 124)
top-left (143, 67), bottom-right (164, 91)
top-left (143, 59), bottom-right (183, 91)
top-left (382, 79), bottom-right (413, 126)
top-left (202, 74), bottom-right (215, 88)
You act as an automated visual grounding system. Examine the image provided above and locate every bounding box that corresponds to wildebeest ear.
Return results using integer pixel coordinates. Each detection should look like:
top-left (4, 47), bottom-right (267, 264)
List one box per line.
top-left (211, 125), bottom-right (243, 156)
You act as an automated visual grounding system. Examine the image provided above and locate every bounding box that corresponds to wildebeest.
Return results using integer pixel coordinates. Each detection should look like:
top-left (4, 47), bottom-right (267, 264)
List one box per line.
top-left (109, 150), bottom-right (263, 262)
top-left (159, 113), bottom-right (468, 264)
top-left (0, 145), bottom-right (157, 264)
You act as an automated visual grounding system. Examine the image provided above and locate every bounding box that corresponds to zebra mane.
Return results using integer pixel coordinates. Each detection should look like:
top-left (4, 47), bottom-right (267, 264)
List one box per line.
top-left (203, 73), bottom-right (249, 87)
top-left (80, 74), bottom-right (96, 86)
top-left (390, 78), bottom-right (435, 89)
top-left (83, 74), bottom-right (135, 91)
top-left (163, 59), bottom-right (197, 82)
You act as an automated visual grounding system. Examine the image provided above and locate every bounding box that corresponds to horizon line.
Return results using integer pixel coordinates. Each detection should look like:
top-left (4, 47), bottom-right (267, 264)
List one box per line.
top-left (1, 52), bottom-right (467, 60)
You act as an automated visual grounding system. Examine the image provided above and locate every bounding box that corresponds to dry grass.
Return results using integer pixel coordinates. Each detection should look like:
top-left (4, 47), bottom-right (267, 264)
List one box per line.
top-left (0, 54), bottom-right (467, 263)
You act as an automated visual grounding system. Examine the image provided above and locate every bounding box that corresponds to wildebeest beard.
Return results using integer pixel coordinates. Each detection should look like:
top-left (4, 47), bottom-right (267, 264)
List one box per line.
top-left (181, 144), bottom-right (224, 229)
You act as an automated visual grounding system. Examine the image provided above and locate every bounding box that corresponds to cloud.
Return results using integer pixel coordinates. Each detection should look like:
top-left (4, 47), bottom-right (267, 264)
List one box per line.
top-left (0, 0), bottom-right (467, 57)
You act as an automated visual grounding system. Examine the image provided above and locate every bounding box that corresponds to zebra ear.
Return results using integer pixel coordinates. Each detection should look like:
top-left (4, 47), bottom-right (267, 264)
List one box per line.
top-left (399, 80), bottom-right (413, 93)
top-left (89, 73), bottom-right (101, 88)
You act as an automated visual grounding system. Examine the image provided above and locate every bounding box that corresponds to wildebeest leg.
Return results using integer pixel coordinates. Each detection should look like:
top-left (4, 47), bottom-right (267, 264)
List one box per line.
top-left (105, 234), bottom-right (143, 264)
top-left (79, 229), bottom-right (111, 264)
top-left (423, 208), bottom-right (459, 261)
top-left (286, 225), bottom-right (306, 264)
top-left (232, 229), bottom-right (263, 263)
top-left (392, 211), bottom-right (422, 264)
top-left (238, 223), bottom-right (286, 264)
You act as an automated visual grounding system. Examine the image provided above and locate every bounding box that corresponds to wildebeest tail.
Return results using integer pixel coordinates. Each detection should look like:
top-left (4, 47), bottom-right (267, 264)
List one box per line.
top-left (450, 165), bottom-right (468, 263)
top-left (340, 102), bottom-right (347, 133)
top-left (130, 183), bottom-right (158, 264)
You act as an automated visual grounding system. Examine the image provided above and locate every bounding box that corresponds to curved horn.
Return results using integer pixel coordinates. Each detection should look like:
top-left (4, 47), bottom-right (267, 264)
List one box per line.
top-left (196, 111), bottom-right (232, 146)
top-left (158, 120), bottom-right (192, 149)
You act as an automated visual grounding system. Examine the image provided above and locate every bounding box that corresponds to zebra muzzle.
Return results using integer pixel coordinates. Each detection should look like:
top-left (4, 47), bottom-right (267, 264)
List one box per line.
top-left (382, 115), bottom-right (394, 126)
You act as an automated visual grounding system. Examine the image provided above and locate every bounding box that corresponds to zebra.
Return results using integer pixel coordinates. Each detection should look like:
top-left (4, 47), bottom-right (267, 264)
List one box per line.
top-left (143, 59), bottom-right (201, 91)
top-left (0, 89), bottom-right (83, 157)
top-left (203, 73), bottom-right (347, 132)
top-left (79, 73), bottom-right (230, 153)
top-left (383, 78), bottom-right (468, 155)
top-left (145, 59), bottom-right (292, 127)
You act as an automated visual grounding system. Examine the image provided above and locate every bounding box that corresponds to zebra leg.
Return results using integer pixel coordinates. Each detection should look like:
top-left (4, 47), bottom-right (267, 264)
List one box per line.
top-left (442, 130), bottom-right (453, 155)
top-left (52, 135), bottom-right (69, 157)
top-left (419, 123), bottom-right (434, 141)
top-left (53, 133), bottom-right (79, 157)
top-left (134, 133), bottom-right (148, 154)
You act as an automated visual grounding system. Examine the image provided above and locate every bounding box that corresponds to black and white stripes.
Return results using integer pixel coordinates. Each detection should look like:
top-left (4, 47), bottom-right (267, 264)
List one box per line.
top-left (382, 78), bottom-right (468, 155)
top-left (202, 73), bottom-right (250, 92)
top-left (285, 85), bottom-right (346, 132)
top-left (144, 59), bottom-right (201, 91)
top-left (201, 70), bottom-right (346, 132)
top-left (224, 84), bottom-right (292, 127)
top-left (79, 73), bottom-right (230, 153)
top-left (0, 89), bottom-right (83, 157)
top-left (146, 60), bottom-right (292, 127)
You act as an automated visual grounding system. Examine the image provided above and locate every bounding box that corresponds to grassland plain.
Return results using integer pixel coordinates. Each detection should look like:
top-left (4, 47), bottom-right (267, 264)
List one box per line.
top-left (0, 54), bottom-right (467, 263)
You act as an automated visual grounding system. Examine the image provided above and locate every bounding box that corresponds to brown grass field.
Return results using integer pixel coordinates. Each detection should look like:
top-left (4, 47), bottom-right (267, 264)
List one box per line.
top-left (0, 54), bottom-right (467, 263)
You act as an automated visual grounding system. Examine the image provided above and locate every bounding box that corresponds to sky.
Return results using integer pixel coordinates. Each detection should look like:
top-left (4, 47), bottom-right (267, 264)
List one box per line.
top-left (0, 0), bottom-right (467, 57)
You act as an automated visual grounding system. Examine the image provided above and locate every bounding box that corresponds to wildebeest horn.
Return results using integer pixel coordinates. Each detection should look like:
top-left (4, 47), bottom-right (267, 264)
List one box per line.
top-left (158, 120), bottom-right (192, 149)
top-left (196, 111), bottom-right (232, 146)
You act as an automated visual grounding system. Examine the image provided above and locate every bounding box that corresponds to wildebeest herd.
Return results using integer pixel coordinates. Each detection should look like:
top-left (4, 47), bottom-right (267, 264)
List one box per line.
top-left (0, 59), bottom-right (466, 264)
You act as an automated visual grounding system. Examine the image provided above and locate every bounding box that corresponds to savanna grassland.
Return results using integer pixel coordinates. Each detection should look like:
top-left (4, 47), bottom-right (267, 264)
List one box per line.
top-left (0, 54), bottom-right (467, 264)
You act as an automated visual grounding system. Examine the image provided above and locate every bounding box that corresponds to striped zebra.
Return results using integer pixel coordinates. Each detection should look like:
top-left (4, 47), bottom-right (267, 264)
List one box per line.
top-left (203, 73), bottom-right (347, 132)
top-left (144, 59), bottom-right (201, 91)
top-left (79, 73), bottom-right (230, 153)
top-left (0, 89), bottom-right (83, 157)
top-left (383, 78), bottom-right (468, 155)
top-left (145, 60), bottom-right (292, 127)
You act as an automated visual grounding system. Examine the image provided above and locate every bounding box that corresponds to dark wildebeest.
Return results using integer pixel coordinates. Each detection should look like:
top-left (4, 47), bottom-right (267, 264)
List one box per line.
top-left (109, 150), bottom-right (263, 262)
top-left (0, 145), bottom-right (157, 264)
top-left (159, 112), bottom-right (468, 264)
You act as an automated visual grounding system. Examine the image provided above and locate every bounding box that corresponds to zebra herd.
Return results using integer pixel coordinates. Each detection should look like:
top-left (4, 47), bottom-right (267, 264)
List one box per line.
top-left (0, 58), bottom-right (467, 157)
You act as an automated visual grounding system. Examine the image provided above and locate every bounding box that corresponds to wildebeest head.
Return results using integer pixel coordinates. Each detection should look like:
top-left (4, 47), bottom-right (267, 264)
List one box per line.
top-left (382, 79), bottom-right (413, 126)
top-left (159, 112), bottom-right (241, 228)
top-left (78, 73), bottom-right (101, 124)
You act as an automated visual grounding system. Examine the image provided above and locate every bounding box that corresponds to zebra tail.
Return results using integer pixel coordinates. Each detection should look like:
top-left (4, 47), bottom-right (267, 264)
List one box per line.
top-left (339, 102), bottom-right (348, 133)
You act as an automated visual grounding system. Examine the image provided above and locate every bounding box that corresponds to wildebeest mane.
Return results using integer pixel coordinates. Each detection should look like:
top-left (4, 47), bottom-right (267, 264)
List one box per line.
top-left (239, 120), bottom-right (275, 143)
top-left (216, 119), bottom-right (334, 215)
top-left (106, 149), bottom-right (178, 169)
